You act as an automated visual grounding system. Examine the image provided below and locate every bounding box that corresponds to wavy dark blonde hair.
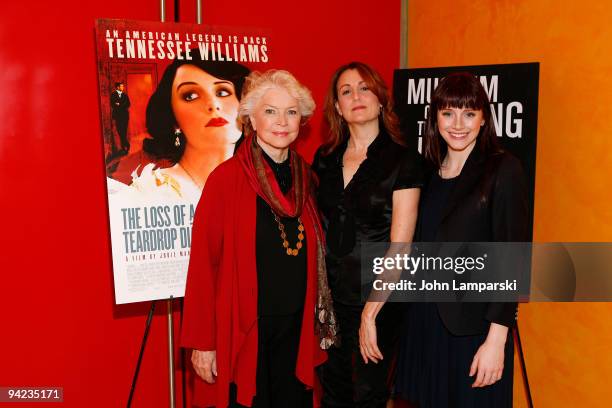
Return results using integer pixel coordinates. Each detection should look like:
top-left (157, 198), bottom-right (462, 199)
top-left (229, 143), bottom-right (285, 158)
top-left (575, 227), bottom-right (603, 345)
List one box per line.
top-left (321, 61), bottom-right (404, 155)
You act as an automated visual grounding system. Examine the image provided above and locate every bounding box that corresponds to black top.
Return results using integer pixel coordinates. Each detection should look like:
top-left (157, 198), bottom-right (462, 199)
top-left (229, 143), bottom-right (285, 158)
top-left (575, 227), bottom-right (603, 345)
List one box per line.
top-left (256, 151), bottom-right (307, 316)
top-left (419, 173), bottom-right (458, 242)
top-left (313, 130), bottom-right (424, 305)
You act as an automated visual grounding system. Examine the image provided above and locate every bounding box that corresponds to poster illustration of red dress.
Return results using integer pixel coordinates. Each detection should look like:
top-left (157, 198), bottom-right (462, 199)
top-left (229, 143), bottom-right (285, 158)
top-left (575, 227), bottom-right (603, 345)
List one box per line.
top-left (95, 19), bottom-right (271, 303)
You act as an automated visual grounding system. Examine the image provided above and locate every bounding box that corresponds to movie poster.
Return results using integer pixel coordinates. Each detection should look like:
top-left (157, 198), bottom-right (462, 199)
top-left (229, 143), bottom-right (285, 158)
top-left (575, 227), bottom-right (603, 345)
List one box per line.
top-left (393, 63), bottom-right (539, 238)
top-left (95, 19), bottom-right (271, 304)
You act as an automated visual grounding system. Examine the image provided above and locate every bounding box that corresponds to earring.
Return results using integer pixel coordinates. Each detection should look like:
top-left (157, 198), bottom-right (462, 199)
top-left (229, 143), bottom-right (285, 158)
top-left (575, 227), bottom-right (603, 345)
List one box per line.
top-left (174, 128), bottom-right (182, 147)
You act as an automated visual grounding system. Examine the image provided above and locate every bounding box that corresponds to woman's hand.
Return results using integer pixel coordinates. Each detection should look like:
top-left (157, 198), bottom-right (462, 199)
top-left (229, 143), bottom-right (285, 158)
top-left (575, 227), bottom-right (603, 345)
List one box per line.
top-left (191, 349), bottom-right (217, 383)
top-left (469, 323), bottom-right (508, 387)
top-left (359, 302), bottom-right (384, 364)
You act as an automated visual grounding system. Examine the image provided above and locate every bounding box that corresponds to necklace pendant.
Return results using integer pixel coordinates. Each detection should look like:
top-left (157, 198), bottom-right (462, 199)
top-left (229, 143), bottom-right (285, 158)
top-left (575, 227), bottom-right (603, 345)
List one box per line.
top-left (272, 208), bottom-right (305, 257)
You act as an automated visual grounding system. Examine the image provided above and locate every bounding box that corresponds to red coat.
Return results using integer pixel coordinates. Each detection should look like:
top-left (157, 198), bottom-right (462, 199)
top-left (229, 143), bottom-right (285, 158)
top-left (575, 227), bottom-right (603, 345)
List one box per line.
top-left (181, 156), bottom-right (327, 407)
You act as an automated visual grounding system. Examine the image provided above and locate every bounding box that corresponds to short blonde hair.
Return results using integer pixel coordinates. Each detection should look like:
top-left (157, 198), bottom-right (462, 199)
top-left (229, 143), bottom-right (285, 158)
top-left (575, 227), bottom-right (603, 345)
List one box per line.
top-left (239, 70), bottom-right (315, 135)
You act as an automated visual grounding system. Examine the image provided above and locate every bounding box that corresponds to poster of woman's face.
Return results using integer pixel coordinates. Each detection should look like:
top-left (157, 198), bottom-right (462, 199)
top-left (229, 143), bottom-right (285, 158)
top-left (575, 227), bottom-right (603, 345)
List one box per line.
top-left (171, 64), bottom-right (243, 150)
top-left (104, 49), bottom-right (251, 202)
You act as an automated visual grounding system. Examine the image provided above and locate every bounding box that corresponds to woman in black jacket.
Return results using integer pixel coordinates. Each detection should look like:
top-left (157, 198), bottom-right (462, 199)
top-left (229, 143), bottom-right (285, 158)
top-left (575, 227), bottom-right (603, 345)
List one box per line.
top-left (394, 72), bottom-right (529, 408)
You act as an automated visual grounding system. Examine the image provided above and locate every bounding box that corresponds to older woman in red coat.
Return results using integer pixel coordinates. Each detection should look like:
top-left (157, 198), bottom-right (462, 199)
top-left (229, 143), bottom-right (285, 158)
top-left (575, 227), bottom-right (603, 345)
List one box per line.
top-left (181, 70), bottom-right (338, 408)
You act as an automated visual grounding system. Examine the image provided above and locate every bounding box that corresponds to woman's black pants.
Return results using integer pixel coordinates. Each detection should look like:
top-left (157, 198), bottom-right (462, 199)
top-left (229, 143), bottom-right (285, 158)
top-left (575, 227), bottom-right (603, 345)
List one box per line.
top-left (228, 312), bottom-right (312, 408)
top-left (318, 302), bottom-right (400, 408)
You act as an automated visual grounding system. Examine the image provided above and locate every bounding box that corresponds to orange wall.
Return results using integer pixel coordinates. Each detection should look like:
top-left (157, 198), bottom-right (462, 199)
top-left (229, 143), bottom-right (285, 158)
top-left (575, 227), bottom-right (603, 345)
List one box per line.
top-left (407, 0), bottom-right (612, 406)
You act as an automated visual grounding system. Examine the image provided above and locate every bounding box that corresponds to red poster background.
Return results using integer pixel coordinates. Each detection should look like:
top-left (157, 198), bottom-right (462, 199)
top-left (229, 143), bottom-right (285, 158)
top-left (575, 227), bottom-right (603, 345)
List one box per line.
top-left (0, 1), bottom-right (400, 407)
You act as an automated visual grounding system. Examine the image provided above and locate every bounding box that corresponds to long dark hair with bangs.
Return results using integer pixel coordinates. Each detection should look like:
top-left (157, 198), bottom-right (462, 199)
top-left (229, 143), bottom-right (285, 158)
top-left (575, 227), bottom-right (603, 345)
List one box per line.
top-left (424, 72), bottom-right (502, 168)
top-left (321, 61), bottom-right (404, 155)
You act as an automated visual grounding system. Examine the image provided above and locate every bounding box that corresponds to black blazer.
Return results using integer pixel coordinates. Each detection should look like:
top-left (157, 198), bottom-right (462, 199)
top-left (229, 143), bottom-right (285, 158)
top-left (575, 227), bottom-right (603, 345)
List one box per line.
top-left (110, 91), bottom-right (130, 118)
top-left (416, 146), bottom-right (529, 336)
